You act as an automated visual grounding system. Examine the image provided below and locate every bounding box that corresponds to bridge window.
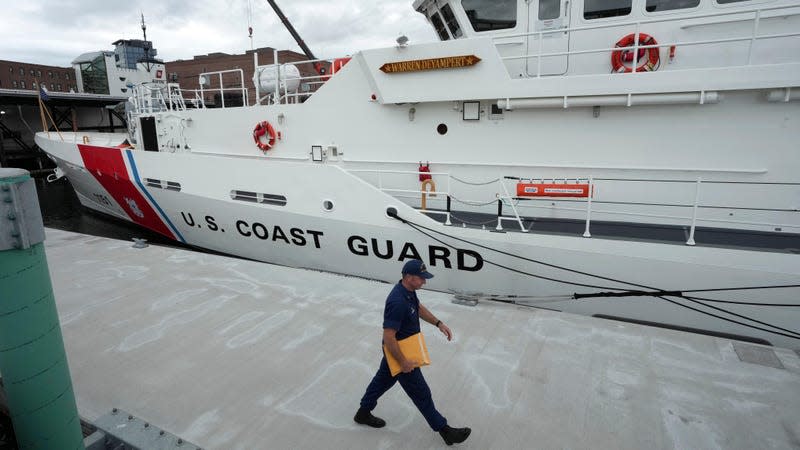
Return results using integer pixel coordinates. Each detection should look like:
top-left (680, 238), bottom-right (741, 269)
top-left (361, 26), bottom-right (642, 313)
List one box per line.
top-left (440, 4), bottom-right (463, 38)
top-left (430, 12), bottom-right (450, 40)
top-left (463, 0), bottom-right (516, 32)
top-left (646, 0), bottom-right (700, 12)
top-left (584, 0), bottom-right (632, 20)
top-left (539, 0), bottom-right (561, 20)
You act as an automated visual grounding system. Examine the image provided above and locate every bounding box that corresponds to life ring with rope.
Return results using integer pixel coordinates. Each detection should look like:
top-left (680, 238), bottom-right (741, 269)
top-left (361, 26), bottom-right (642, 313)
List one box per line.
top-left (253, 120), bottom-right (276, 152)
top-left (611, 33), bottom-right (660, 73)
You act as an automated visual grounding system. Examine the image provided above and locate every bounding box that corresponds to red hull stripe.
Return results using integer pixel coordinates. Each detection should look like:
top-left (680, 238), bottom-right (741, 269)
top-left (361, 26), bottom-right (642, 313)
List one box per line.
top-left (78, 144), bottom-right (177, 240)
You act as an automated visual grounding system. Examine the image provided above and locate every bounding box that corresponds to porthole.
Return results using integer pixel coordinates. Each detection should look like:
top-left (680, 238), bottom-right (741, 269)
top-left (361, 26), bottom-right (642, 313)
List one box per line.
top-left (323, 200), bottom-right (335, 211)
top-left (437, 123), bottom-right (448, 135)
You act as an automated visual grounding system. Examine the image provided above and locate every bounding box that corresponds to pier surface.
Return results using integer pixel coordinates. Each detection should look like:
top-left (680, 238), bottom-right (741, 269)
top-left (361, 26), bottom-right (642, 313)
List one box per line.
top-left (44, 228), bottom-right (800, 449)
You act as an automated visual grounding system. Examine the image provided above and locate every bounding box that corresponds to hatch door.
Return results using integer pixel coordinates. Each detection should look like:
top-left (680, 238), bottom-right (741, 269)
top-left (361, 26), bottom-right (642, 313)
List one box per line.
top-left (526, 0), bottom-right (571, 76)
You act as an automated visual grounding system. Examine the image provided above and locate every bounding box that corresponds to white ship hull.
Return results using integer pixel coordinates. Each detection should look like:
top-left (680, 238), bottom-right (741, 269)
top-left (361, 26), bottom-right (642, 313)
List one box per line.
top-left (37, 130), bottom-right (799, 349)
top-left (35, 0), bottom-right (800, 349)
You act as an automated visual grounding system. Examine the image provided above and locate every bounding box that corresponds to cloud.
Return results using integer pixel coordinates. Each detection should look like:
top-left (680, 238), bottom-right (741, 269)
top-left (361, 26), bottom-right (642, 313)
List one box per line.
top-left (1, 0), bottom-right (437, 66)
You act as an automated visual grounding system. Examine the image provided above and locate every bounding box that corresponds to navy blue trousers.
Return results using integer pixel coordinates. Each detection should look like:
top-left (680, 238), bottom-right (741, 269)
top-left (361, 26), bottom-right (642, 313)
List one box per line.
top-left (359, 355), bottom-right (447, 431)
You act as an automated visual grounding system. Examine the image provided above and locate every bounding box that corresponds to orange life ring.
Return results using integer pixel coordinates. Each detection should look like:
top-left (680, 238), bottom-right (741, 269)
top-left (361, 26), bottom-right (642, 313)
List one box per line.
top-left (611, 33), bottom-right (660, 73)
top-left (253, 120), bottom-right (276, 152)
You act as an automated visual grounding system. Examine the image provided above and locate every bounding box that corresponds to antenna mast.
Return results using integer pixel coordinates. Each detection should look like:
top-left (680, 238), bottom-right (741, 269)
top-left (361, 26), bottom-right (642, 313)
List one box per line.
top-left (141, 13), bottom-right (152, 72)
top-left (248, 0), bottom-right (254, 50)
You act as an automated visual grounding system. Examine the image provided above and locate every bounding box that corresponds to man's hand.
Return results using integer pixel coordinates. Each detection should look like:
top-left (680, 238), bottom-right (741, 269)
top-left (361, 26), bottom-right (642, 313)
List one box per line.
top-left (401, 358), bottom-right (417, 373)
top-left (438, 322), bottom-right (453, 341)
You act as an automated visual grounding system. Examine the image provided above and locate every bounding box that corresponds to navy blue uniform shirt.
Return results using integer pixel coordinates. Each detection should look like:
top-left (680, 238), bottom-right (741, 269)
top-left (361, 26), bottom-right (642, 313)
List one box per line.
top-left (383, 281), bottom-right (421, 341)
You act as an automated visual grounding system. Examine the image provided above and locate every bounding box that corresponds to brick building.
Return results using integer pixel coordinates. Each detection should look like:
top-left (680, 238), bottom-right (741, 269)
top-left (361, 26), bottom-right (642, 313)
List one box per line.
top-left (165, 47), bottom-right (319, 106)
top-left (1, 44), bottom-right (320, 107)
top-left (0, 60), bottom-right (77, 93)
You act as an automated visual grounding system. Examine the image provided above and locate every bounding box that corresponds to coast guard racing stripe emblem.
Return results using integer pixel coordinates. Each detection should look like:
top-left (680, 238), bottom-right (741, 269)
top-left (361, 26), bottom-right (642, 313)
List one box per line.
top-left (78, 144), bottom-right (181, 241)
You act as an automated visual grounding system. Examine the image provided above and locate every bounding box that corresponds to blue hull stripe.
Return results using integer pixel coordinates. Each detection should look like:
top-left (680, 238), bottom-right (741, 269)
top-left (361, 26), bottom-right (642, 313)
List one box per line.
top-left (125, 150), bottom-right (186, 243)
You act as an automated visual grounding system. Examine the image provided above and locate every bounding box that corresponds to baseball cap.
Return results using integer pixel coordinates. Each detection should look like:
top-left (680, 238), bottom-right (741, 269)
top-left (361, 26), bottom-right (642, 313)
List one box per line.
top-left (401, 259), bottom-right (434, 279)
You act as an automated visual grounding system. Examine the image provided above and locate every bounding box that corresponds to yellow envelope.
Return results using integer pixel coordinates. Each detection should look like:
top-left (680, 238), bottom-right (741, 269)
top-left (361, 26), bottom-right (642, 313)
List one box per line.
top-left (384, 332), bottom-right (431, 376)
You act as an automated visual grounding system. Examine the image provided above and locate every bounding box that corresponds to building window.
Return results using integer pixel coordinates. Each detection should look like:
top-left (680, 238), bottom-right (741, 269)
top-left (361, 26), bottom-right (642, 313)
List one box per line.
top-left (646, 0), bottom-right (700, 12)
top-left (65, 73), bottom-right (70, 80)
top-left (50, 83), bottom-right (54, 90)
top-left (37, 70), bottom-right (42, 78)
top-left (32, 82), bottom-right (37, 89)
top-left (20, 81), bottom-right (26, 89)
top-left (48, 71), bottom-right (53, 78)
top-left (30, 69), bottom-right (35, 76)
top-left (12, 81), bottom-right (17, 88)
top-left (19, 68), bottom-right (24, 76)
top-left (8, 67), bottom-right (12, 73)
top-left (584, 0), bottom-right (632, 20)
top-left (463, 0), bottom-right (516, 32)
top-left (57, 84), bottom-right (62, 90)
top-left (79, 54), bottom-right (110, 95)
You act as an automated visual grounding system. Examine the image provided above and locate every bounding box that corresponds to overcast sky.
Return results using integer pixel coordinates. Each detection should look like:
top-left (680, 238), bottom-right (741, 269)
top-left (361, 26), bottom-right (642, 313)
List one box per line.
top-left (1, 0), bottom-right (438, 67)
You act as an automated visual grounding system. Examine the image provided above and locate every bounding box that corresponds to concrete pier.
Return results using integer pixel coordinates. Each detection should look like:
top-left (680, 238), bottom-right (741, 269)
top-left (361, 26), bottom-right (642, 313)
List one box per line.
top-left (43, 228), bottom-right (800, 449)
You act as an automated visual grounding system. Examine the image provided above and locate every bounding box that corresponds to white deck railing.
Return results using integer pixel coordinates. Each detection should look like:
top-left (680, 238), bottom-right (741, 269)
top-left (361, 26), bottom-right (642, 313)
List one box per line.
top-left (349, 168), bottom-right (800, 243)
top-left (196, 69), bottom-right (249, 108)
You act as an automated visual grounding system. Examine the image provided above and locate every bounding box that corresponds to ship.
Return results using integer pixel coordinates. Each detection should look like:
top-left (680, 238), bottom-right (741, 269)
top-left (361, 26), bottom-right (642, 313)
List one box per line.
top-left (36, 0), bottom-right (800, 349)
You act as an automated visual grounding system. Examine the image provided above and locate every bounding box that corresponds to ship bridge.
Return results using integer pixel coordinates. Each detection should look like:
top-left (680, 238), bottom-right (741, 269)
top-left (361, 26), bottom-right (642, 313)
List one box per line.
top-left (413, 0), bottom-right (800, 78)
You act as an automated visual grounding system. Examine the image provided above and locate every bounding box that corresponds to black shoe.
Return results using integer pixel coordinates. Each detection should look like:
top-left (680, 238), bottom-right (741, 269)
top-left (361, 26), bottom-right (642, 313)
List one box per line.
top-left (439, 425), bottom-right (471, 445)
top-left (354, 408), bottom-right (386, 428)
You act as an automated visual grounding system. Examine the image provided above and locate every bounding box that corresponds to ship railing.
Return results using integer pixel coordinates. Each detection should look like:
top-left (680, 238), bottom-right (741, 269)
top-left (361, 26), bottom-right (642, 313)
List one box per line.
top-left (494, 3), bottom-right (800, 78)
top-left (349, 168), bottom-right (799, 245)
top-left (165, 83), bottom-right (187, 111)
top-left (255, 49), bottom-right (352, 105)
top-left (195, 69), bottom-right (249, 108)
top-left (129, 82), bottom-right (171, 115)
top-left (497, 176), bottom-right (799, 244)
top-left (347, 169), bottom-right (455, 224)
top-left (129, 82), bottom-right (195, 118)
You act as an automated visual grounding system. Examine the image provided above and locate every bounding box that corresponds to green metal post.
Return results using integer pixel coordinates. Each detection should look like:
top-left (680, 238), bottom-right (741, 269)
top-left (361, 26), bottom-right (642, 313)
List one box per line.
top-left (0, 169), bottom-right (84, 449)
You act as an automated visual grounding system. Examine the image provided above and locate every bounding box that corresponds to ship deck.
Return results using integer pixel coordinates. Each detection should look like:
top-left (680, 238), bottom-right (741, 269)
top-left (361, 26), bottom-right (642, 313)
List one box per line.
top-left (43, 228), bottom-right (800, 449)
top-left (420, 208), bottom-right (800, 255)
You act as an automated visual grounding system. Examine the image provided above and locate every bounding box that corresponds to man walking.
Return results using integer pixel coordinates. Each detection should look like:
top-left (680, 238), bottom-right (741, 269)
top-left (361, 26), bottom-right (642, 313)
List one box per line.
top-left (354, 259), bottom-right (471, 446)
